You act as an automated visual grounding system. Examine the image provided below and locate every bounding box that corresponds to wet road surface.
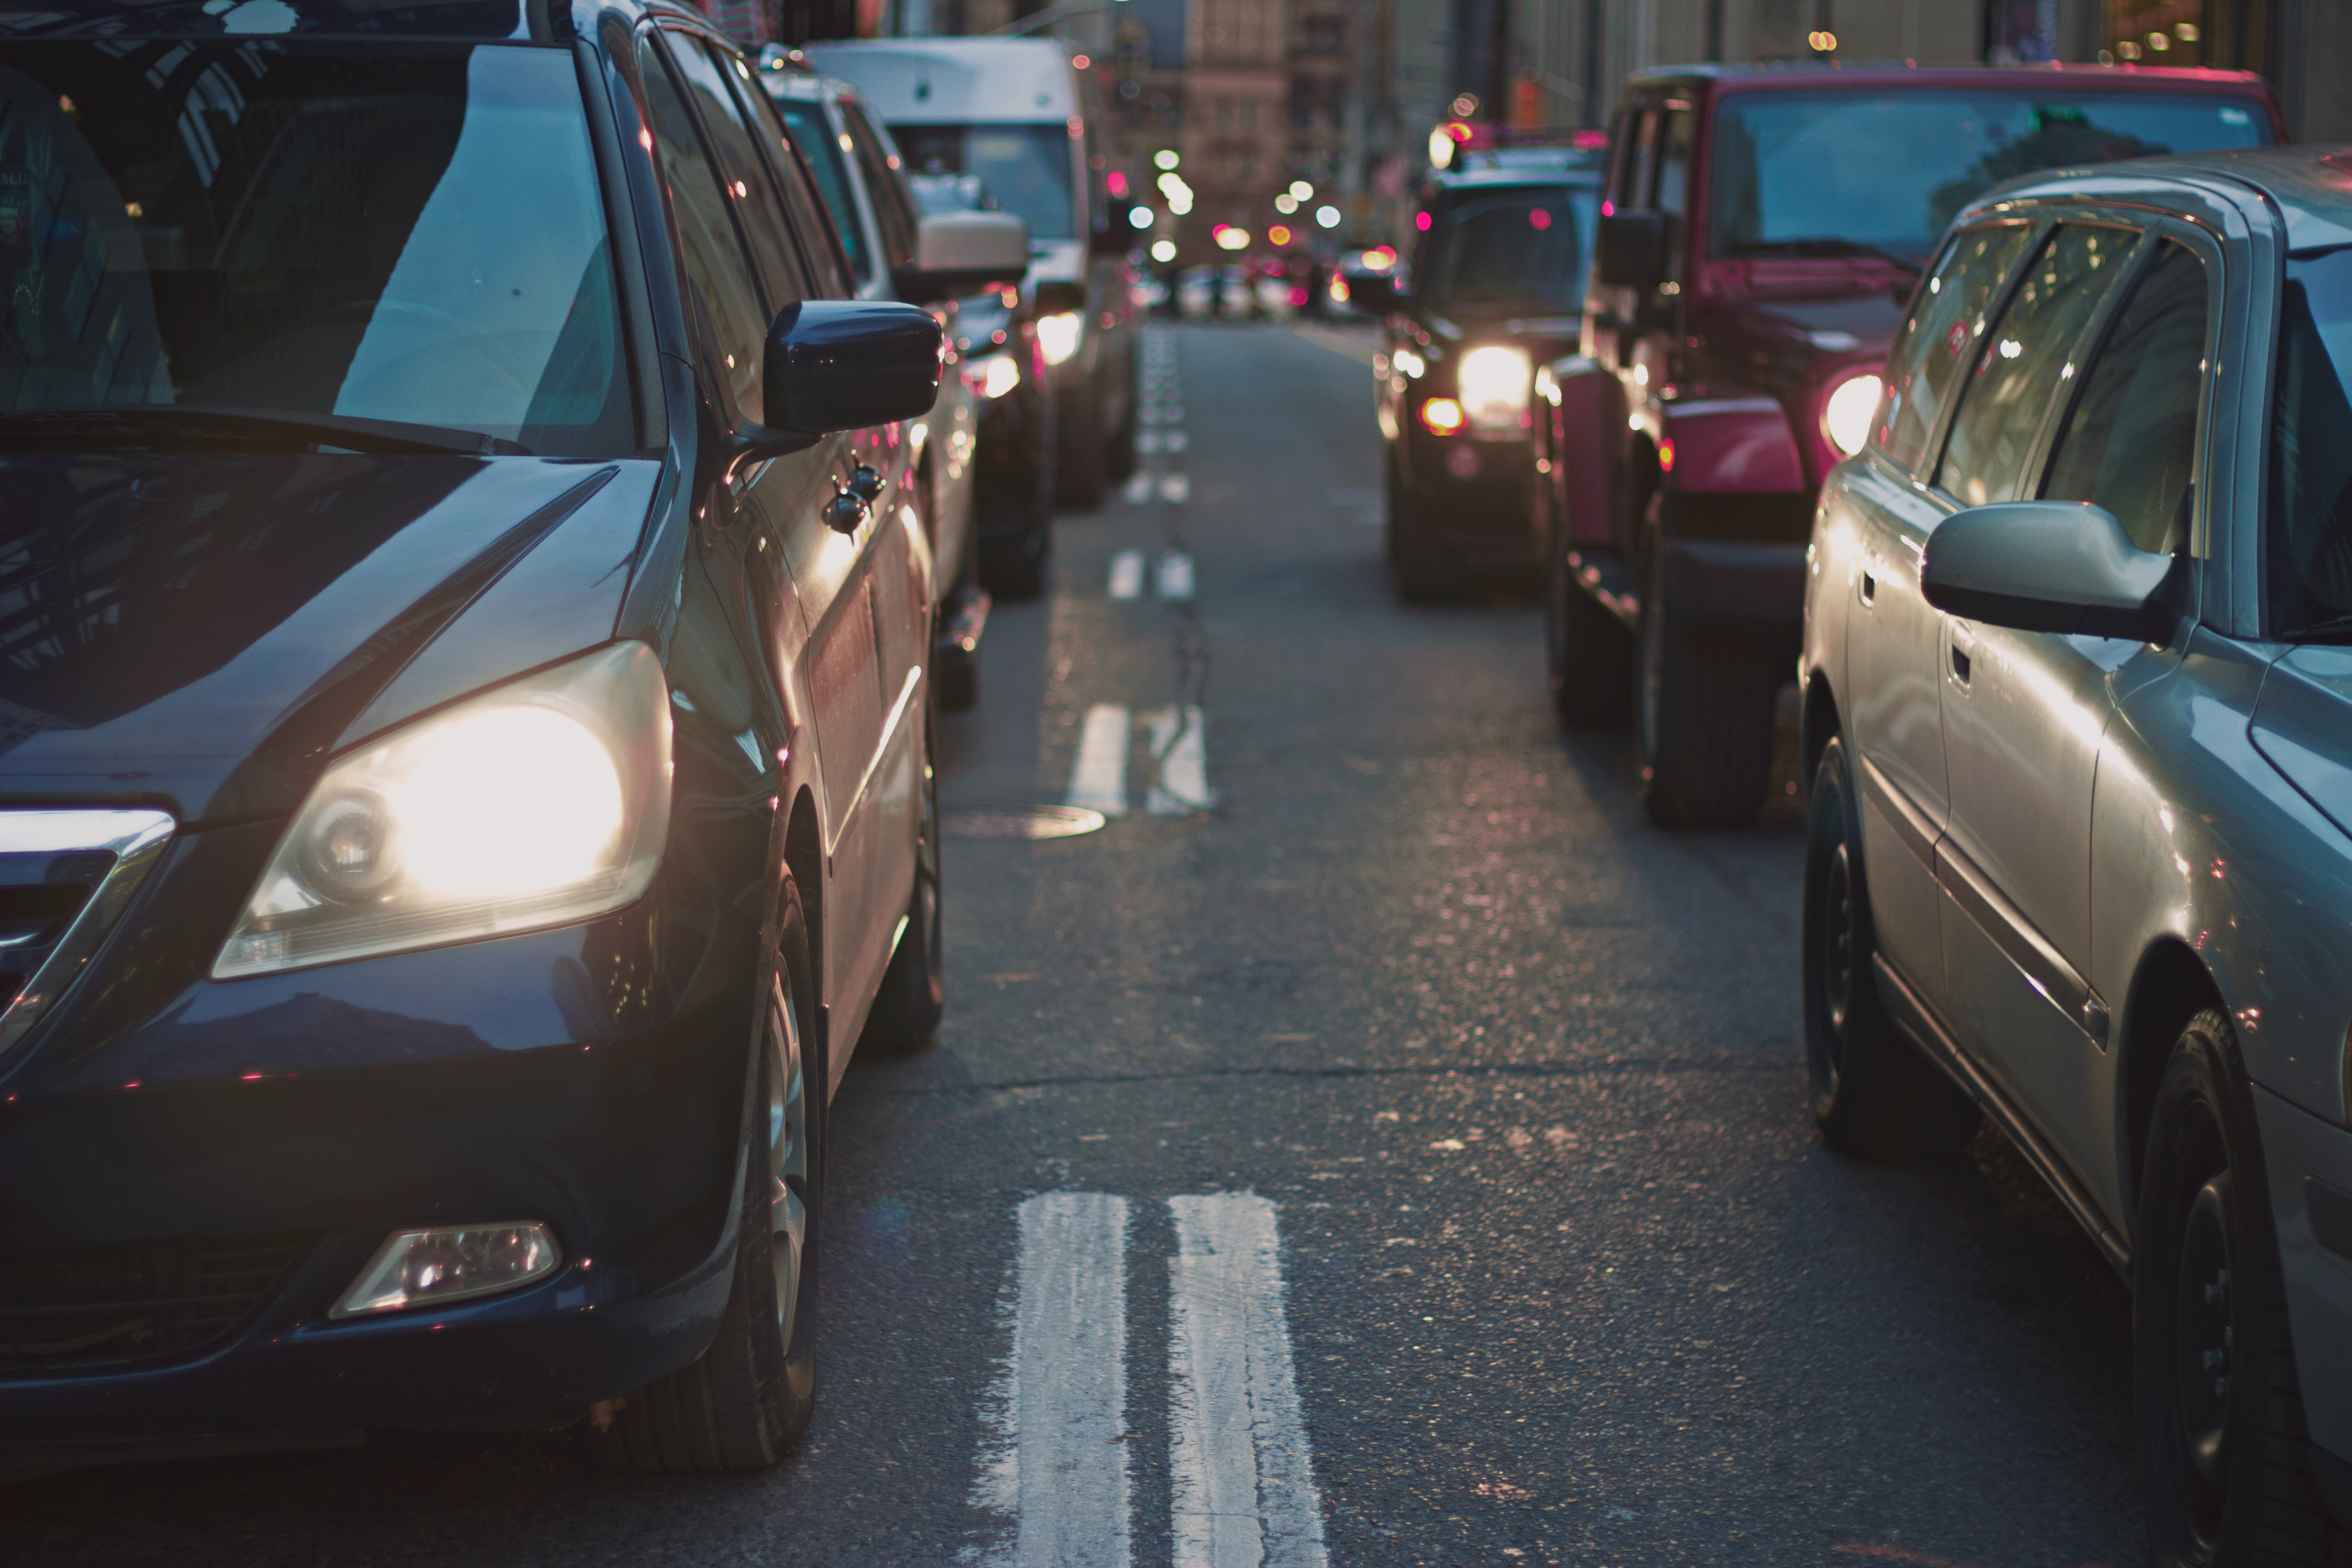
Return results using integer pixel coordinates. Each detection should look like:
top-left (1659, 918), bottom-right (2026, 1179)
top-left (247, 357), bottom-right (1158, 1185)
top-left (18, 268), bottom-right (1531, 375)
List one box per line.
top-left (3, 323), bottom-right (2140, 1567)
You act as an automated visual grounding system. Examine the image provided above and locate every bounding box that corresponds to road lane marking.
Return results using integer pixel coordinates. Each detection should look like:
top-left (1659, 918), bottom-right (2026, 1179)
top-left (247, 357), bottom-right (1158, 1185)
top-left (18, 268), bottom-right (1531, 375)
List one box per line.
top-left (1108, 549), bottom-right (1146, 599)
top-left (1067, 705), bottom-right (1131, 817)
top-left (1139, 431), bottom-right (1165, 454)
top-left (1164, 431), bottom-right (1189, 452)
top-left (1290, 323), bottom-right (1378, 366)
top-left (1145, 706), bottom-right (1214, 815)
top-left (1156, 551), bottom-right (1195, 603)
top-left (1168, 1193), bottom-right (1329, 1568)
top-left (1120, 473), bottom-right (1155, 505)
top-left (969, 1194), bottom-right (1134, 1568)
top-left (1159, 473), bottom-right (1190, 503)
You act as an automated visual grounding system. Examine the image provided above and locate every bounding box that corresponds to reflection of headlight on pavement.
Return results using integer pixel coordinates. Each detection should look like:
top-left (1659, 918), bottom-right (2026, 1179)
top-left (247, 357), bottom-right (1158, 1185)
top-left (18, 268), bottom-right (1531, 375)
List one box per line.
top-left (1822, 371), bottom-right (1882, 457)
top-left (969, 353), bottom-right (1021, 400)
top-left (1037, 310), bottom-right (1083, 365)
top-left (1458, 345), bottom-right (1532, 431)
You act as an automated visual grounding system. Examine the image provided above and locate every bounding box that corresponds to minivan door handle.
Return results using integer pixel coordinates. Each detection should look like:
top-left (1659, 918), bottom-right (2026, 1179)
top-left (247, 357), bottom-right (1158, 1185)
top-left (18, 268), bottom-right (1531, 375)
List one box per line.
top-left (1950, 644), bottom-right (1971, 686)
top-left (1859, 567), bottom-right (1877, 606)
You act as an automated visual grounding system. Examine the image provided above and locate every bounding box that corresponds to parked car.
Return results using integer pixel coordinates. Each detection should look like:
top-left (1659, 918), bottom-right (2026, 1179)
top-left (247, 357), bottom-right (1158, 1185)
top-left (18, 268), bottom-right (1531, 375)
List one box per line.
top-left (0, 0), bottom-right (965, 1476)
top-left (1349, 153), bottom-right (1601, 600)
top-left (1538, 63), bottom-right (2281, 826)
top-left (764, 60), bottom-right (1029, 671)
top-left (1177, 265), bottom-right (1220, 320)
top-left (1802, 144), bottom-right (2352, 1564)
top-left (808, 36), bottom-right (1139, 509)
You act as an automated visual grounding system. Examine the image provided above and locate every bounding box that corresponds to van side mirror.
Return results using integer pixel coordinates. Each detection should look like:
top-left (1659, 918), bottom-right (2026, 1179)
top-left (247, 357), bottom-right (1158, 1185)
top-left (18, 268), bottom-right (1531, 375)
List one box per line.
top-left (1919, 501), bottom-right (2177, 641)
top-left (1595, 211), bottom-right (1665, 289)
top-left (895, 212), bottom-right (1030, 304)
top-left (1032, 279), bottom-right (1085, 317)
top-left (1091, 221), bottom-right (1134, 256)
top-left (725, 300), bottom-right (940, 471)
top-left (1346, 270), bottom-right (1404, 314)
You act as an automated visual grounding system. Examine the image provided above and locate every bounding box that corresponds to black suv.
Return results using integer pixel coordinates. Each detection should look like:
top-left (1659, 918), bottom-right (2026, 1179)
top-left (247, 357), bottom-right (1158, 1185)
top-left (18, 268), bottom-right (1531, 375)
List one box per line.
top-left (1352, 141), bottom-right (1602, 600)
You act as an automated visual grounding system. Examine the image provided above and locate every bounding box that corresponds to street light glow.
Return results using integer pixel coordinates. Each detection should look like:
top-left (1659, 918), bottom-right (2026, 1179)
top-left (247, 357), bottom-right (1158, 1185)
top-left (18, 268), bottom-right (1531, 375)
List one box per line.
top-left (1153, 149), bottom-right (1180, 170)
top-left (1150, 239), bottom-right (1176, 262)
top-left (1314, 204), bottom-right (1342, 229)
top-left (1289, 180), bottom-right (1313, 201)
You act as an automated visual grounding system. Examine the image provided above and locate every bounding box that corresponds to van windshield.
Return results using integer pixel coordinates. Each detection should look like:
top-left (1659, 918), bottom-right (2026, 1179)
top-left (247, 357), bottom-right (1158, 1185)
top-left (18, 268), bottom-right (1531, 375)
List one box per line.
top-left (890, 123), bottom-right (1072, 240)
top-left (1710, 90), bottom-right (2269, 263)
top-left (1422, 187), bottom-right (1594, 314)
top-left (0, 43), bottom-right (634, 457)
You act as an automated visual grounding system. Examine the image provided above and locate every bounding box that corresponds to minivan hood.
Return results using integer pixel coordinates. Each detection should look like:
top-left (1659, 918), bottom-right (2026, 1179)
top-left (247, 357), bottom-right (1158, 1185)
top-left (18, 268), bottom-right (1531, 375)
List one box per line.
top-left (0, 454), bottom-right (657, 823)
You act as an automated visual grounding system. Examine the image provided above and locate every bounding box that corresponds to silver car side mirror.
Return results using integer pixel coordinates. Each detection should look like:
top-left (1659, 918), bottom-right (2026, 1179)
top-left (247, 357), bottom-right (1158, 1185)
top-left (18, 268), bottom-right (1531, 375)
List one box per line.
top-left (894, 211), bottom-right (1030, 304)
top-left (1920, 500), bottom-right (2178, 642)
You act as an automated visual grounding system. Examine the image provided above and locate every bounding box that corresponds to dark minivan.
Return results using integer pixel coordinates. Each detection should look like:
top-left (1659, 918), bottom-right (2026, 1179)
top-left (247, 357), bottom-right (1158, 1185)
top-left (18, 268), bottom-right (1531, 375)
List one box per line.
top-left (0, 0), bottom-right (975, 1476)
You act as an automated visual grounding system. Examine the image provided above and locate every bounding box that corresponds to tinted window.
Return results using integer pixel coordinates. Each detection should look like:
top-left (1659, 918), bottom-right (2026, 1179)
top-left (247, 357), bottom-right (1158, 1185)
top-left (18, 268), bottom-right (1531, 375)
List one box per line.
top-left (2044, 241), bottom-right (2209, 555)
top-left (638, 39), bottom-right (768, 419)
top-left (723, 54), bottom-right (855, 299)
top-left (778, 98), bottom-right (873, 282)
top-left (1655, 107), bottom-right (1692, 283)
top-left (1875, 225), bottom-right (2031, 471)
top-left (2267, 249), bottom-right (2352, 628)
top-left (0, 42), bottom-right (632, 456)
top-left (1936, 225), bottom-right (2130, 507)
top-left (894, 123), bottom-right (1074, 240)
top-left (843, 103), bottom-right (921, 269)
top-left (1422, 190), bottom-right (1588, 314)
top-left (662, 34), bottom-right (810, 308)
top-left (1710, 92), bottom-right (2266, 262)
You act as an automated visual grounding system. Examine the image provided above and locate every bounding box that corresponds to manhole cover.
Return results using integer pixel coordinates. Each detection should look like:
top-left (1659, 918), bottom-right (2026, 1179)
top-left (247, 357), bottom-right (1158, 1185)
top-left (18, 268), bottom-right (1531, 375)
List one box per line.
top-left (943, 806), bottom-right (1106, 842)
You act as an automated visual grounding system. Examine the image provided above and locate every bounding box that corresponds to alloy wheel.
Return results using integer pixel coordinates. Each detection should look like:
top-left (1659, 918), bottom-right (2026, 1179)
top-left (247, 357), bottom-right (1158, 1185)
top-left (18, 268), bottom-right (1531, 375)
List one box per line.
top-left (766, 971), bottom-right (810, 1355)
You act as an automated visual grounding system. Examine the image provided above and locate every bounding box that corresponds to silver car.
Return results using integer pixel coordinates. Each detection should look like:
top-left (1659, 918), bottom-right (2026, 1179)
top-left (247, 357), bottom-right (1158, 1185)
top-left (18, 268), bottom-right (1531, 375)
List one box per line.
top-left (1800, 145), bottom-right (2352, 1562)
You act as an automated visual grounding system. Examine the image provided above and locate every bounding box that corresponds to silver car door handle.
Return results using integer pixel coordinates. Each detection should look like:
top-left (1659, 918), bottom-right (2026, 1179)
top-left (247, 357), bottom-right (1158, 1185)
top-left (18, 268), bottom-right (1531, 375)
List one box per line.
top-left (1950, 643), bottom-right (1971, 686)
top-left (1859, 567), bottom-right (1877, 606)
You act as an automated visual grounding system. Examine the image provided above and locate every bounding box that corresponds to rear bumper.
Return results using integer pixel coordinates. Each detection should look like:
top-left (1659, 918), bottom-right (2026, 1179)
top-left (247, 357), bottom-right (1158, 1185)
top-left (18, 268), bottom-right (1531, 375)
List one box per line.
top-left (1397, 433), bottom-right (1539, 565)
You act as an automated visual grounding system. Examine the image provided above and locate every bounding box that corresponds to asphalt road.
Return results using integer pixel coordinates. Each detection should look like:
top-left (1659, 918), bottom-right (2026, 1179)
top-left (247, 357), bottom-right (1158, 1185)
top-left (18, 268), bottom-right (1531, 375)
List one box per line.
top-left (4, 323), bottom-right (2141, 1567)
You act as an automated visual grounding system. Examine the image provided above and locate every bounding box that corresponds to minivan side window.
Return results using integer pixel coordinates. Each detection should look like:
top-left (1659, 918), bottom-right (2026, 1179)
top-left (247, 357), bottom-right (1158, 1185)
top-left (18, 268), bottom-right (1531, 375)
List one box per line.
top-left (658, 34), bottom-right (812, 309)
top-left (637, 39), bottom-right (769, 420)
top-left (842, 101), bottom-right (920, 272)
top-left (2043, 240), bottom-right (2210, 555)
top-left (1935, 225), bottom-right (2130, 507)
top-left (717, 49), bottom-right (858, 300)
top-left (1875, 223), bottom-right (2031, 472)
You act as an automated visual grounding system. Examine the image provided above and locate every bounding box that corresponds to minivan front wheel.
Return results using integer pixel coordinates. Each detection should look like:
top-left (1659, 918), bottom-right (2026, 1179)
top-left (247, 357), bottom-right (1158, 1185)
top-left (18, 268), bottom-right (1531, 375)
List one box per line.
top-left (2136, 1008), bottom-right (2346, 1567)
top-left (591, 883), bottom-right (823, 1471)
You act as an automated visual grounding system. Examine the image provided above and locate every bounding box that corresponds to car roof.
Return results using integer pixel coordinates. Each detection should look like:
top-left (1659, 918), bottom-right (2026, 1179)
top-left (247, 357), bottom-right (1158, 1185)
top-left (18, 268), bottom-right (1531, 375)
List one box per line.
top-left (1431, 166), bottom-right (1602, 193)
top-left (1627, 61), bottom-right (2273, 98)
top-left (803, 36), bottom-right (1077, 123)
top-left (0, 0), bottom-right (734, 42)
top-left (1964, 144), bottom-right (2352, 253)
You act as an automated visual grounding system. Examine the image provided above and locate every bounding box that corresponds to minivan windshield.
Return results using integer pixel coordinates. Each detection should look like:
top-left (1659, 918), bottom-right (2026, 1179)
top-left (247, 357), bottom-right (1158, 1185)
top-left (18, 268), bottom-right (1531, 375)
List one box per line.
top-left (889, 123), bottom-right (1072, 240)
top-left (1421, 187), bottom-right (1595, 315)
top-left (0, 43), bottom-right (634, 457)
top-left (1710, 91), bottom-right (2269, 263)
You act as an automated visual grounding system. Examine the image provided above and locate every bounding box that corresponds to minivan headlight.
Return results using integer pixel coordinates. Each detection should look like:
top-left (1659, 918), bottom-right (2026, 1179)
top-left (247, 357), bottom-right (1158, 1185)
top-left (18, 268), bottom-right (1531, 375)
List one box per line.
top-left (1036, 310), bottom-right (1083, 365)
top-left (213, 642), bottom-right (672, 980)
top-left (1458, 345), bottom-right (1532, 431)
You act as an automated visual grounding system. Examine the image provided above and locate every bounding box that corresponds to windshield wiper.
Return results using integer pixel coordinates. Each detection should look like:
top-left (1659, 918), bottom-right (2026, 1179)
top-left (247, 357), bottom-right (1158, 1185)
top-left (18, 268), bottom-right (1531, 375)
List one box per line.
top-left (1731, 237), bottom-right (1924, 274)
top-left (2286, 613), bottom-right (2352, 643)
top-left (0, 406), bottom-right (531, 457)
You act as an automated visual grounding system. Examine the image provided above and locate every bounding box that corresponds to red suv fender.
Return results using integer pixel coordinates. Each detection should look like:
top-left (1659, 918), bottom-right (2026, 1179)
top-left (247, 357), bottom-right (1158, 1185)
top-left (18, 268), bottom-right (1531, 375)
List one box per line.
top-left (1634, 393), bottom-right (1806, 497)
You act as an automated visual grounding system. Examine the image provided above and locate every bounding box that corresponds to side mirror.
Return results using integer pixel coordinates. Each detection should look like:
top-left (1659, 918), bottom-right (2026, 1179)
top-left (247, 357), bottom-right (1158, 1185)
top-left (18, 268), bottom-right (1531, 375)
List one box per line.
top-left (1032, 279), bottom-right (1086, 317)
top-left (740, 301), bottom-right (940, 462)
top-left (1919, 501), bottom-right (2177, 641)
top-left (1595, 211), bottom-right (1665, 289)
top-left (894, 212), bottom-right (1030, 304)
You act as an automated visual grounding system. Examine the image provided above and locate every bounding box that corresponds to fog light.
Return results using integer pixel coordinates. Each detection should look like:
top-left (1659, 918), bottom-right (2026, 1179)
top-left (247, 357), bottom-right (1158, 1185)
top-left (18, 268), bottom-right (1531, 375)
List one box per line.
top-left (331, 1221), bottom-right (561, 1318)
top-left (1419, 397), bottom-right (1464, 436)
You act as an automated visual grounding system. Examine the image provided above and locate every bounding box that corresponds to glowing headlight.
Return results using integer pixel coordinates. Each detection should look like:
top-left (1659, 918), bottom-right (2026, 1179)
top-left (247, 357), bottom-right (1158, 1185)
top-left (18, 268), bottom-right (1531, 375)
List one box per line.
top-left (1036, 310), bottom-right (1083, 365)
top-left (1822, 372), bottom-right (1883, 457)
top-left (213, 642), bottom-right (672, 979)
top-left (1458, 345), bottom-right (1533, 432)
top-left (973, 352), bottom-right (1021, 400)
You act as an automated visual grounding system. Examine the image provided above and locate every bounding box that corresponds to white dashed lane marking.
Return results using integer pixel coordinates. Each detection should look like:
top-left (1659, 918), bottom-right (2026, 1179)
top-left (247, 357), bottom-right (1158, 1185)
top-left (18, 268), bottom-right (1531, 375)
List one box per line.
top-left (1158, 473), bottom-right (1190, 503)
top-left (1168, 1193), bottom-right (1329, 1568)
top-left (1155, 551), bottom-right (1194, 603)
top-left (1108, 549), bottom-right (1146, 600)
top-left (1144, 706), bottom-right (1214, 816)
top-left (1066, 704), bottom-right (1132, 817)
top-left (1120, 473), bottom-right (1155, 505)
top-left (965, 1194), bottom-right (1133, 1568)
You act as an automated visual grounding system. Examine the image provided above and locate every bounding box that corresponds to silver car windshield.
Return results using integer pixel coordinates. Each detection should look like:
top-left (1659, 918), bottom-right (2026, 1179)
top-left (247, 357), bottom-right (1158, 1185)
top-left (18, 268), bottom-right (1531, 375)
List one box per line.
top-left (0, 43), bottom-right (634, 457)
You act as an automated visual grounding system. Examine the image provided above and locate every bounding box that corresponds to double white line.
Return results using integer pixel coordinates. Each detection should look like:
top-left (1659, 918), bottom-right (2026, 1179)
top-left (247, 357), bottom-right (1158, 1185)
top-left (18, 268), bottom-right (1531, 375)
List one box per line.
top-left (967, 1192), bottom-right (1329, 1568)
top-left (1066, 704), bottom-right (1213, 818)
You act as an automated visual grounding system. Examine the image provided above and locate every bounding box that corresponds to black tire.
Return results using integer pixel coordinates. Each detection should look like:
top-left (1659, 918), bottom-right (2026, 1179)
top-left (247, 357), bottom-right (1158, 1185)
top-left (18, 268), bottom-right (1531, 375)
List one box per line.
top-left (1546, 525), bottom-right (1631, 730)
top-left (1802, 735), bottom-right (1980, 1160)
top-left (980, 530), bottom-right (1049, 602)
top-left (590, 882), bottom-right (823, 1470)
top-left (1106, 353), bottom-right (1137, 481)
top-left (1387, 449), bottom-right (1467, 603)
top-left (1057, 385), bottom-right (1107, 510)
top-left (2136, 1009), bottom-right (2351, 1568)
top-left (936, 636), bottom-right (980, 712)
top-left (860, 703), bottom-right (945, 1056)
top-left (1633, 513), bottom-right (1779, 827)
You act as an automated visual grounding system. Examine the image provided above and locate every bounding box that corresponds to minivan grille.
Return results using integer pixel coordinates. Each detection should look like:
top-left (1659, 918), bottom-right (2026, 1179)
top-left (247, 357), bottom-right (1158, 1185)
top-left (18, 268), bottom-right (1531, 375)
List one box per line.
top-left (0, 1235), bottom-right (315, 1371)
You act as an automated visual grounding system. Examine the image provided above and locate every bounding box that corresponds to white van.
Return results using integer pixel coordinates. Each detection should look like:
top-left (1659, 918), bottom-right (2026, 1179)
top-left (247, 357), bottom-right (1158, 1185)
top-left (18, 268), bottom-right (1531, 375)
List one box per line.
top-left (805, 36), bottom-right (1137, 509)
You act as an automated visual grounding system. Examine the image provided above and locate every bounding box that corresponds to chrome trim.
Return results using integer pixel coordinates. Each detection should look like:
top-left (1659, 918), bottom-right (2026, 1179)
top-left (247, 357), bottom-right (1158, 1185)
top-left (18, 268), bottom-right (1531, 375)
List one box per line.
top-left (828, 665), bottom-right (923, 859)
top-left (0, 809), bottom-right (176, 1060)
top-left (1857, 752), bottom-right (1937, 873)
top-left (1932, 834), bottom-right (2106, 1047)
top-left (1872, 952), bottom-right (2130, 1276)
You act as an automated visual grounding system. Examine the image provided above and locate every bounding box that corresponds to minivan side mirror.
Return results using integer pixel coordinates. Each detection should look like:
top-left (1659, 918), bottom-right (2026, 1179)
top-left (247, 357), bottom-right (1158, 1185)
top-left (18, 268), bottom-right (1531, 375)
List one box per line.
top-left (895, 212), bottom-right (1030, 304)
top-left (727, 300), bottom-right (941, 469)
top-left (1595, 211), bottom-right (1665, 290)
top-left (1346, 269), bottom-right (1404, 314)
top-left (1919, 500), bottom-right (2177, 641)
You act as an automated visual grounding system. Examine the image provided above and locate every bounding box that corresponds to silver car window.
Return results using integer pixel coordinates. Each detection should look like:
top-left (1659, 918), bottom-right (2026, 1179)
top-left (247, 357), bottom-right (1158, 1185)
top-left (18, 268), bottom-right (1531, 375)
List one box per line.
top-left (2267, 247), bottom-right (2352, 630)
top-left (1874, 224), bottom-right (2032, 473)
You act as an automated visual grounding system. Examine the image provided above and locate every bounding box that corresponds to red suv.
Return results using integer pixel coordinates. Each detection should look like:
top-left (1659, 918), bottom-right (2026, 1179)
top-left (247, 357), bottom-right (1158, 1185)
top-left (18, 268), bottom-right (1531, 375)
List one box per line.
top-left (1537, 64), bottom-right (2280, 826)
